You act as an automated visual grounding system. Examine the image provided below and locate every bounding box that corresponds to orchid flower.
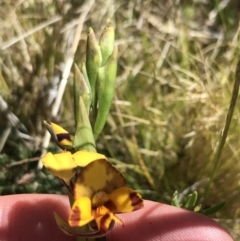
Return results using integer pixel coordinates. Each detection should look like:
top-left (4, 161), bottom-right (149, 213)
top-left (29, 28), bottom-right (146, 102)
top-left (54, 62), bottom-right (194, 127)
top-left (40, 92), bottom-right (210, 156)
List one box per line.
top-left (41, 147), bottom-right (144, 237)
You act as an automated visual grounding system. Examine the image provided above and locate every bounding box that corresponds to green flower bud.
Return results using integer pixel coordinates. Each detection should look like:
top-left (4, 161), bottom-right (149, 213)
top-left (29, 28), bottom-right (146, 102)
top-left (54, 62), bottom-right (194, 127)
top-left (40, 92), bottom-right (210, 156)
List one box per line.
top-left (93, 46), bottom-right (118, 140)
top-left (86, 28), bottom-right (102, 107)
top-left (99, 20), bottom-right (115, 67)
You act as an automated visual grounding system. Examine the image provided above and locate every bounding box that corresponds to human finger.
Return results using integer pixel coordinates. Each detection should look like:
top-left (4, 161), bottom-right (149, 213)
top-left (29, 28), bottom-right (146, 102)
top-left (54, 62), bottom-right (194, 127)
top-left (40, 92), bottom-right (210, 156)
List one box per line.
top-left (107, 200), bottom-right (233, 241)
top-left (0, 195), bottom-right (233, 241)
top-left (0, 194), bottom-right (75, 241)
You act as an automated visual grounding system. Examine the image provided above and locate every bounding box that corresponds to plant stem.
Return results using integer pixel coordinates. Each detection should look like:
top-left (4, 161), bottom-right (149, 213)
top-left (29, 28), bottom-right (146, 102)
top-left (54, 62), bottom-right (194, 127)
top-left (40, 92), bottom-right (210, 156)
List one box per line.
top-left (203, 60), bottom-right (240, 201)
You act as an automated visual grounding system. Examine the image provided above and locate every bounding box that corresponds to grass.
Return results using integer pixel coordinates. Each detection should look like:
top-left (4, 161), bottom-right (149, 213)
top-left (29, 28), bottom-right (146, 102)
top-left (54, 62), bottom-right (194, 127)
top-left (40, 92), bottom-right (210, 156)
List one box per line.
top-left (0, 0), bottom-right (240, 239)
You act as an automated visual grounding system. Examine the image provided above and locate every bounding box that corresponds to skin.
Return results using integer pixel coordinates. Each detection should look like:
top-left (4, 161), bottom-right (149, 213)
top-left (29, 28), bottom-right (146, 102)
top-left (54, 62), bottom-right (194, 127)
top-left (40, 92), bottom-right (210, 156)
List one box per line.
top-left (0, 194), bottom-right (233, 241)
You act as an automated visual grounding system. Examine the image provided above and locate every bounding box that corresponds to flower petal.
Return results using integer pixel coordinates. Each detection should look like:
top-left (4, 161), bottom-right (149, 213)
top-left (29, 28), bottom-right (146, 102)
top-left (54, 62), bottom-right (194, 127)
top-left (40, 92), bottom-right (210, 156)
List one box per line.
top-left (94, 206), bottom-right (123, 232)
top-left (74, 159), bottom-right (126, 199)
top-left (69, 197), bottom-right (94, 227)
top-left (41, 151), bottom-right (76, 184)
top-left (73, 150), bottom-right (106, 167)
top-left (106, 186), bottom-right (144, 213)
top-left (44, 121), bottom-right (73, 149)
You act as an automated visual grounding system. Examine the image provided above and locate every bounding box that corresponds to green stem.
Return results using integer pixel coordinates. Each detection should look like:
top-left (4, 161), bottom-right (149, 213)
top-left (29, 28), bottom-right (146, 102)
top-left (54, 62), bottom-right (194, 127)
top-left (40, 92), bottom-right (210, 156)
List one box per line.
top-left (203, 60), bottom-right (240, 201)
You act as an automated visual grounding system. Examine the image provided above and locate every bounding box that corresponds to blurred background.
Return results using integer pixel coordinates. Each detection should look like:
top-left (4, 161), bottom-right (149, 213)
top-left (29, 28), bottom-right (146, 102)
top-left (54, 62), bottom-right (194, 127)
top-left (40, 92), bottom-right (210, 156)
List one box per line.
top-left (0, 0), bottom-right (240, 238)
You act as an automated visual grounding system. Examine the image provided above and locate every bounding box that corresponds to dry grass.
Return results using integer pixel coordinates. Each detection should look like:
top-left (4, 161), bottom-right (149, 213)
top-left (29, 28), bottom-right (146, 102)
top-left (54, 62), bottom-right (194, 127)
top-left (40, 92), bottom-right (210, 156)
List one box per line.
top-left (1, 0), bottom-right (240, 239)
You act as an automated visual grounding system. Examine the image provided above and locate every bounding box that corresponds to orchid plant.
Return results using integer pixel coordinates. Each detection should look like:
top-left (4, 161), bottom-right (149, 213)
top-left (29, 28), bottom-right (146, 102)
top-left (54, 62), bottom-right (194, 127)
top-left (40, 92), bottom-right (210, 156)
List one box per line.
top-left (40, 20), bottom-right (144, 241)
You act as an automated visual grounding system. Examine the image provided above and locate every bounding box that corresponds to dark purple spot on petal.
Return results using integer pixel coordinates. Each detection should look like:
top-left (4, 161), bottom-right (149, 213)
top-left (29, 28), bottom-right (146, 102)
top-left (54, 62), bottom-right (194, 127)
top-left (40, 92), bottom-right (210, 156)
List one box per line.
top-left (57, 133), bottom-right (72, 142)
top-left (104, 200), bottom-right (117, 212)
top-left (100, 213), bottom-right (111, 232)
top-left (130, 192), bottom-right (144, 211)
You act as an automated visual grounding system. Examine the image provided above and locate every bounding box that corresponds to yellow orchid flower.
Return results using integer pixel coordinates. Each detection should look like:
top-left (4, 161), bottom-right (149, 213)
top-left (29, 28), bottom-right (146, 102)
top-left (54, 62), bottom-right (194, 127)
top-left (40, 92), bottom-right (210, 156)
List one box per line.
top-left (42, 150), bottom-right (144, 237)
top-left (68, 159), bottom-right (143, 233)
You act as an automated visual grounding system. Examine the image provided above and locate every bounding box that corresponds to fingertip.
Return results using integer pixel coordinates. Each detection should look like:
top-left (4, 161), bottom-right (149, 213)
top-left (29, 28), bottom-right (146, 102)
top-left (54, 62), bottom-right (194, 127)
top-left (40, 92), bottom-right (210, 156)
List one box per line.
top-left (0, 194), bottom-right (74, 241)
top-left (0, 196), bottom-right (233, 241)
top-left (107, 200), bottom-right (233, 241)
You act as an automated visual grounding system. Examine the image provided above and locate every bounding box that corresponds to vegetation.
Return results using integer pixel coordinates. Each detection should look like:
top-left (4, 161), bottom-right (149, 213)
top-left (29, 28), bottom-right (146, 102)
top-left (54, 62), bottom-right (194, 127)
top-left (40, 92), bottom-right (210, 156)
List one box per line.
top-left (0, 0), bottom-right (240, 239)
